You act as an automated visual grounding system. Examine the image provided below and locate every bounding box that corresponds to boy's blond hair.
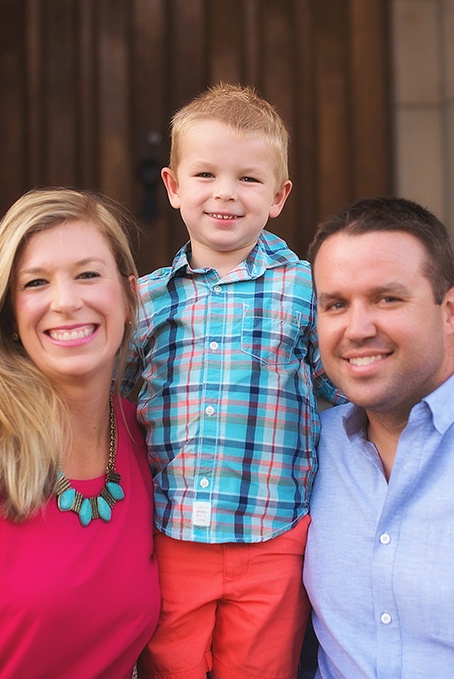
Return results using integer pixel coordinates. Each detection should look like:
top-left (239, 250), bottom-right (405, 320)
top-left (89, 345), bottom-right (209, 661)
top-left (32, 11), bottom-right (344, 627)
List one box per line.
top-left (169, 83), bottom-right (290, 188)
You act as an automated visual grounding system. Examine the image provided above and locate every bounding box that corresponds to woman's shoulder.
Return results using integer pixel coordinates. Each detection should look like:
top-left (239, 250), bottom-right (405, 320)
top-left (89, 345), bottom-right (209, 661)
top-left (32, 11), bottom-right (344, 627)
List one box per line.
top-left (115, 397), bottom-right (146, 450)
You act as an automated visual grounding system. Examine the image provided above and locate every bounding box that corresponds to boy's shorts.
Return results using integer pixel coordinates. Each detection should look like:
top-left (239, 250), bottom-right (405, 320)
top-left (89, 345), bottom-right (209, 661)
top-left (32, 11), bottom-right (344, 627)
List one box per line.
top-left (137, 515), bottom-right (310, 679)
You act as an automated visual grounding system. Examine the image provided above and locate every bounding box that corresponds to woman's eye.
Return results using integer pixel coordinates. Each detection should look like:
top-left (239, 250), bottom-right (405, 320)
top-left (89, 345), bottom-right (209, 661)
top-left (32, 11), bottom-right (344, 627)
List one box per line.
top-left (23, 278), bottom-right (47, 288)
top-left (78, 271), bottom-right (100, 280)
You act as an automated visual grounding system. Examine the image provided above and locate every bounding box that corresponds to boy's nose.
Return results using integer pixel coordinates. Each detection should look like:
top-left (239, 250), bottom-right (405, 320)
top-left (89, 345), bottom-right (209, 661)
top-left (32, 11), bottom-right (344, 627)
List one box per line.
top-left (213, 179), bottom-right (237, 201)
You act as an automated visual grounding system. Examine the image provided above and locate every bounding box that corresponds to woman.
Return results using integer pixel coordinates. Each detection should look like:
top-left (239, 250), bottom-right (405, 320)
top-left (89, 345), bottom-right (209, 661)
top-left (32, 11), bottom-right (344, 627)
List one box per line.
top-left (0, 188), bottom-right (159, 678)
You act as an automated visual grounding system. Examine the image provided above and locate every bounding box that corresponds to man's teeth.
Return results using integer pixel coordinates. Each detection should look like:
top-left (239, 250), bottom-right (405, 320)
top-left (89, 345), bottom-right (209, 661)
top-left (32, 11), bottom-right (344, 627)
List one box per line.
top-left (49, 327), bottom-right (94, 341)
top-left (349, 355), bottom-right (383, 366)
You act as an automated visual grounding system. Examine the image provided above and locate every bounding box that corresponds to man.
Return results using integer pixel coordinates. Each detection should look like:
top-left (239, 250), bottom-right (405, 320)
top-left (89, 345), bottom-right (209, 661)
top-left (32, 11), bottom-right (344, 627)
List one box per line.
top-left (303, 196), bottom-right (454, 678)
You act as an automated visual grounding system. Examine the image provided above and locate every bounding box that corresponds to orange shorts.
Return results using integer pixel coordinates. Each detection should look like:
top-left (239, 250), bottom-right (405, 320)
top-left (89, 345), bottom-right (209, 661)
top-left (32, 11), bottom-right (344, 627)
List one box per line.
top-left (137, 515), bottom-right (311, 679)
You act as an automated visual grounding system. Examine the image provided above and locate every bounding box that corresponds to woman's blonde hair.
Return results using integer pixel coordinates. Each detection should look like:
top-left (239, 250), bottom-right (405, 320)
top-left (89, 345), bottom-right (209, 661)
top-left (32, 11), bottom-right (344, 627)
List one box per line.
top-left (0, 188), bottom-right (138, 521)
top-left (169, 82), bottom-right (290, 188)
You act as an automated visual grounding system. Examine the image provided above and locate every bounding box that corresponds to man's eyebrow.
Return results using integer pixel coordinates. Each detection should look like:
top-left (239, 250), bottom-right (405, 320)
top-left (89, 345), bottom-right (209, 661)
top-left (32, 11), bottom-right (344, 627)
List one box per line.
top-left (316, 292), bottom-right (342, 306)
top-left (317, 283), bottom-right (411, 305)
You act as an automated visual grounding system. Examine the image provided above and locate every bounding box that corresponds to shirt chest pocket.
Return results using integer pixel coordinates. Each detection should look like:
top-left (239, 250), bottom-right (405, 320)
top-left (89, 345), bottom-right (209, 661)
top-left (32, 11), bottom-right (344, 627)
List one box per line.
top-left (241, 304), bottom-right (301, 365)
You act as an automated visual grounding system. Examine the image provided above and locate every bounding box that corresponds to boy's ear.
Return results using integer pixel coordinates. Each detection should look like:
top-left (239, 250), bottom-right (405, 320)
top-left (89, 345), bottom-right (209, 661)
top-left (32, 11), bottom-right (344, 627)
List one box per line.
top-left (269, 180), bottom-right (292, 219)
top-left (161, 167), bottom-right (181, 209)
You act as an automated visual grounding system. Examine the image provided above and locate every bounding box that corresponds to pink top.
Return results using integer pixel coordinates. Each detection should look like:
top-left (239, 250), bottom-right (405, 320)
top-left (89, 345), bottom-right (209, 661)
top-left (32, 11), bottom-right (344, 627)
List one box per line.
top-left (0, 398), bottom-right (159, 678)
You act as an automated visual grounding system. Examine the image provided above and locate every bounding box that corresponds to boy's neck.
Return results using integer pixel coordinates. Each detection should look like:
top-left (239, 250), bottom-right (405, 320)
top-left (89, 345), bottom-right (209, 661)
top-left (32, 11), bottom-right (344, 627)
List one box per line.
top-left (189, 241), bottom-right (258, 277)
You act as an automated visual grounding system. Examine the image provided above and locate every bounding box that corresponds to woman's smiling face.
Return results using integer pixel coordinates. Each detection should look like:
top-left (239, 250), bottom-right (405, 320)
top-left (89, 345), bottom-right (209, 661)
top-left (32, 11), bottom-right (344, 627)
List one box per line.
top-left (12, 220), bottom-right (130, 389)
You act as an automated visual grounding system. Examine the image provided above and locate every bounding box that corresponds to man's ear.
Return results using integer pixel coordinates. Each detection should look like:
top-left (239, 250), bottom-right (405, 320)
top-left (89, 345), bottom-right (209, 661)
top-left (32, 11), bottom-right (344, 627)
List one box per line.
top-left (161, 167), bottom-right (181, 209)
top-left (269, 179), bottom-right (292, 219)
top-left (444, 285), bottom-right (454, 334)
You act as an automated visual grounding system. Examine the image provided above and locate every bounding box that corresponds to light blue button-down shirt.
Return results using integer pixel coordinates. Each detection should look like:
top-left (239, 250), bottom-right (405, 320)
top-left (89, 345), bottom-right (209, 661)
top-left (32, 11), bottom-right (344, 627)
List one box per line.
top-left (304, 373), bottom-right (454, 679)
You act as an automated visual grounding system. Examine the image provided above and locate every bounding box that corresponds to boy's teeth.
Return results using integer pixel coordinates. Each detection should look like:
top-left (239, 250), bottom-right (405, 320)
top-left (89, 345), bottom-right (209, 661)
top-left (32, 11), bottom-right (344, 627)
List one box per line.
top-left (211, 213), bottom-right (235, 219)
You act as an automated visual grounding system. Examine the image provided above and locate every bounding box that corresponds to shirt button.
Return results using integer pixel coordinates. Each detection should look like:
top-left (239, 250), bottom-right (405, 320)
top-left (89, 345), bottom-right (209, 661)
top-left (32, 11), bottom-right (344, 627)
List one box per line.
top-left (380, 612), bottom-right (392, 625)
top-left (205, 405), bottom-right (215, 416)
top-left (213, 285), bottom-right (222, 293)
top-left (200, 477), bottom-right (209, 489)
top-left (379, 533), bottom-right (391, 545)
top-left (210, 341), bottom-right (219, 351)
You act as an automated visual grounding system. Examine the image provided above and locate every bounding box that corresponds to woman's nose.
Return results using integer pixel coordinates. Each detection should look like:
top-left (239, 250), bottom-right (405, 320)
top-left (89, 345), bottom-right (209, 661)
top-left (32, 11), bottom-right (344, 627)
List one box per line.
top-left (50, 280), bottom-right (83, 314)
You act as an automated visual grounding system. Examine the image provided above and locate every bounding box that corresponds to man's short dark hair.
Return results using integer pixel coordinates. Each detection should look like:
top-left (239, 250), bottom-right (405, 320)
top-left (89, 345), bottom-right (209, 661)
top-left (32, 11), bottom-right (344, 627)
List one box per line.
top-left (308, 196), bottom-right (454, 303)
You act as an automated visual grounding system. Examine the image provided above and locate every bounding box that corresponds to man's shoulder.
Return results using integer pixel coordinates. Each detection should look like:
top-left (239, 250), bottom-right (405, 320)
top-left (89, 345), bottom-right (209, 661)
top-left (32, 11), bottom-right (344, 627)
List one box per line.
top-left (320, 402), bottom-right (355, 433)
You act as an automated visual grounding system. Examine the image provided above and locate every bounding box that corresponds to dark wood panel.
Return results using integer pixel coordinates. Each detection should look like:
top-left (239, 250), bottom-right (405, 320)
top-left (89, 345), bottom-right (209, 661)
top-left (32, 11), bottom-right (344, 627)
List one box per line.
top-left (131, 0), bottom-right (169, 274)
top-left (43, 0), bottom-right (78, 186)
top-left (25, 0), bottom-right (45, 188)
top-left (293, 0), bottom-right (317, 257)
top-left (96, 0), bottom-right (132, 204)
top-left (349, 0), bottom-right (392, 197)
top-left (78, 0), bottom-right (97, 188)
top-left (208, 0), bottom-right (246, 84)
top-left (0, 0), bottom-right (26, 212)
top-left (0, 0), bottom-right (392, 274)
top-left (314, 0), bottom-right (352, 220)
top-left (260, 0), bottom-right (300, 251)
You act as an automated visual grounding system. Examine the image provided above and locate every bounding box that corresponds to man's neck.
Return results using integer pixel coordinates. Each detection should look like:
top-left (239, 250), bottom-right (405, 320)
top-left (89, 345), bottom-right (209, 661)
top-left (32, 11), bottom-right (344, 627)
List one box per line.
top-left (366, 411), bottom-right (408, 481)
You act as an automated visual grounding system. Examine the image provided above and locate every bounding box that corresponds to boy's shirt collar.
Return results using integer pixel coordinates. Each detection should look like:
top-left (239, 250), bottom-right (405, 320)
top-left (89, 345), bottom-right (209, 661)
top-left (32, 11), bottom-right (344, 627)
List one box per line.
top-left (166, 230), bottom-right (300, 283)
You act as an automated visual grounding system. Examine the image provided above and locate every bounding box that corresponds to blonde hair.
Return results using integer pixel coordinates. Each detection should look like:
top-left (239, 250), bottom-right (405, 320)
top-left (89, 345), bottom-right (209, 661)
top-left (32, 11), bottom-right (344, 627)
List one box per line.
top-left (0, 188), bottom-right (138, 521)
top-left (169, 82), bottom-right (290, 188)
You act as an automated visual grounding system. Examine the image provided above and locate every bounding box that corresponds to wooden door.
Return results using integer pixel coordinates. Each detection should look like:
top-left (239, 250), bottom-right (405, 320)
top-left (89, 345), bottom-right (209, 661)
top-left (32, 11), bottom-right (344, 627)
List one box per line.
top-left (0, 0), bottom-right (391, 275)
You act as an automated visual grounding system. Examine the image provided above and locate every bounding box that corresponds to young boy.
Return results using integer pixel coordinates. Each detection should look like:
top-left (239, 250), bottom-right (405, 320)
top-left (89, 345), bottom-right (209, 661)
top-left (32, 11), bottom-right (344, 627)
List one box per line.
top-left (123, 83), bottom-right (343, 679)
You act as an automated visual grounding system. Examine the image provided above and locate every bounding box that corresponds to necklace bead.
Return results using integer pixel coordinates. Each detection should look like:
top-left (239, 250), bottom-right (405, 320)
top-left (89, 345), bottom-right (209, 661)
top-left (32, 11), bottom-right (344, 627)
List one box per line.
top-left (55, 397), bottom-right (124, 526)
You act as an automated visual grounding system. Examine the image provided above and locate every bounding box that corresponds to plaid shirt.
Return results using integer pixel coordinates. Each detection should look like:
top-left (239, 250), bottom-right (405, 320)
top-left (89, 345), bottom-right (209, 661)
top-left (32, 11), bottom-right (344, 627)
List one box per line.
top-left (123, 230), bottom-right (343, 543)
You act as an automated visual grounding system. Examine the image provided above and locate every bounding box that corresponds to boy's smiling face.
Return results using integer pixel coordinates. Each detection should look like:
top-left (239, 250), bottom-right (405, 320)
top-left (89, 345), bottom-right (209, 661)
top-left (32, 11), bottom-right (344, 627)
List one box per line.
top-left (161, 119), bottom-right (292, 276)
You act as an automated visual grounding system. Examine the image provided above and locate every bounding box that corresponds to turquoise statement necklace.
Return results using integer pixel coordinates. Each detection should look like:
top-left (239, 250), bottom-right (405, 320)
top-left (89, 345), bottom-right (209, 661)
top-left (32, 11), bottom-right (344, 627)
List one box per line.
top-left (55, 397), bottom-right (124, 526)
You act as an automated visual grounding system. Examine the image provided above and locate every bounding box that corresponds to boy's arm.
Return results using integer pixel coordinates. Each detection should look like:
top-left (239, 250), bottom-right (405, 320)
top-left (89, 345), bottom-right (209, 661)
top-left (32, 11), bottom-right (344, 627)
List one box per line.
top-left (306, 291), bottom-right (347, 406)
top-left (121, 282), bottom-right (150, 396)
top-left (121, 324), bottom-right (143, 397)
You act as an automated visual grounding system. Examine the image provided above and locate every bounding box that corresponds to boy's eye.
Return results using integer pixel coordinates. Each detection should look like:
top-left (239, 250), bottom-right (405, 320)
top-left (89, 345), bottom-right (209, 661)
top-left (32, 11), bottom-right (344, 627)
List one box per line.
top-left (241, 176), bottom-right (260, 183)
top-left (196, 172), bottom-right (214, 178)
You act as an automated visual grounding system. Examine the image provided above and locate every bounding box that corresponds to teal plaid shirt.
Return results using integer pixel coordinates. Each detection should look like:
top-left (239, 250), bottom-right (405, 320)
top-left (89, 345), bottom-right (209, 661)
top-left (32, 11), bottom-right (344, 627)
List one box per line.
top-left (123, 230), bottom-right (343, 543)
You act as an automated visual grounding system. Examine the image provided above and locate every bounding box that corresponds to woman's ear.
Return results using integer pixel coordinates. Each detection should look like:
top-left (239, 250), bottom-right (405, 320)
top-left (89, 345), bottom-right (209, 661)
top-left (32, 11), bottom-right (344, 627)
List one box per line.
top-left (161, 167), bottom-right (181, 209)
top-left (127, 274), bottom-right (137, 289)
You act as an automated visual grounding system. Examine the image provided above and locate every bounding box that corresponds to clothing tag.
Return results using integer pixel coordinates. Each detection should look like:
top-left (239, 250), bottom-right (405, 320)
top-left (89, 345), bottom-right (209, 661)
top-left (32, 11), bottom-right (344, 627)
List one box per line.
top-left (192, 501), bottom-right (212, 527)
